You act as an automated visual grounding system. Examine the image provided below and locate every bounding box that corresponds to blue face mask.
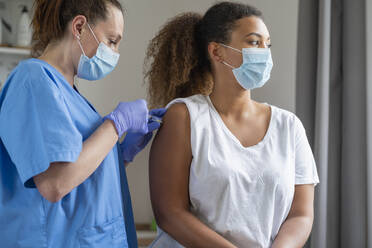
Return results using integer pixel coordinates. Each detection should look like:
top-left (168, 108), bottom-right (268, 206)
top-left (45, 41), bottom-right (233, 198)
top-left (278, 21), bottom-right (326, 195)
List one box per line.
top-left (220, 44), bottom-right (273, 90)
top-left (76, 23), bottom-right (120, 81)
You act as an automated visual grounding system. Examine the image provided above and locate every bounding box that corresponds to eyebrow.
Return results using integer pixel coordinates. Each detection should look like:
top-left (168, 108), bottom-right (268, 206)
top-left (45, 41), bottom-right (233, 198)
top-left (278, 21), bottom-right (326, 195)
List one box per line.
top-left (245, 32), bottom-right (270, 40)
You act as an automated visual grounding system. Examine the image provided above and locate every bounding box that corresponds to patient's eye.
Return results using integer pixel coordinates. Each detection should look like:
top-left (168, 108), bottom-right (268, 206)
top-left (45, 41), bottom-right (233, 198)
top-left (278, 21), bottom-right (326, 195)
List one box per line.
top-left (248, 40), bottom-right (260, 46)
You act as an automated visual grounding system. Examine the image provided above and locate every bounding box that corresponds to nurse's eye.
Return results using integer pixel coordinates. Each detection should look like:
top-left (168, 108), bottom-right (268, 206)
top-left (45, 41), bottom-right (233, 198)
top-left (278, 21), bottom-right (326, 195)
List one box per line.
top-left (109, 40), bottom-right (117, 45)
top-left (267, 43), bottom-right (272, 48)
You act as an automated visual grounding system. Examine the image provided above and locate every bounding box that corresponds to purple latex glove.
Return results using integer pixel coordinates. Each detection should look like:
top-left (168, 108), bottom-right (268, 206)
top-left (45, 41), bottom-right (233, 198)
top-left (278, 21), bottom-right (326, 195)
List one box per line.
top-left (120, 108), bottom-right (166, 163)
top-left (104, 99), bottom-right (149, 137)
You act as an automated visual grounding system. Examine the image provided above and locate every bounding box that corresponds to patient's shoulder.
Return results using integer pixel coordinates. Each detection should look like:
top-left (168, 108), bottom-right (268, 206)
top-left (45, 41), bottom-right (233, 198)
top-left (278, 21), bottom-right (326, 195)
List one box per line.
top-left (150, 102), bottom-right (192, 164)
top-left (166, 94), bottom-right (208, 123)
top-left (162, 102), bottom-right (190, 130)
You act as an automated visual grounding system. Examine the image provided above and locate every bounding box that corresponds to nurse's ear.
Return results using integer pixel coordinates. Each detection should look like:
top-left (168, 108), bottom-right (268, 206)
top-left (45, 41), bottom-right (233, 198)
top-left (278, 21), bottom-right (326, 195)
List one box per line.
top-left (71, 15), bottom-right (88, 38)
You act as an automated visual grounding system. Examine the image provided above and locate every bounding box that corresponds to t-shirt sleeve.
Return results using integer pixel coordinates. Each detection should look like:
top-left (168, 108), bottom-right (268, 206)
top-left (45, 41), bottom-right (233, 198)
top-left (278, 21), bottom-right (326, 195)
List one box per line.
top-left (294, 115), bottom-right (319, 185)
top-left (0, 68), bottom-right (83, 188)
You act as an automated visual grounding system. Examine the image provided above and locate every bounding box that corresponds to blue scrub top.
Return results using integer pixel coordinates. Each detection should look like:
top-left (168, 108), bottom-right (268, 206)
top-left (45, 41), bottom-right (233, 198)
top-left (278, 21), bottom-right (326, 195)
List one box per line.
top-left (0, 59), bottom-right (138, 248)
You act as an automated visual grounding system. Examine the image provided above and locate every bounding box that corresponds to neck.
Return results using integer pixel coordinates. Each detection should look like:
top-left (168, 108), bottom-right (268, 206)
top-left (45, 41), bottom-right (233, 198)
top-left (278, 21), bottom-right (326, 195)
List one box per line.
top-left (209, 71), bottom-right (256, 117)
top-left (38, 41), bottom-right (76, 87)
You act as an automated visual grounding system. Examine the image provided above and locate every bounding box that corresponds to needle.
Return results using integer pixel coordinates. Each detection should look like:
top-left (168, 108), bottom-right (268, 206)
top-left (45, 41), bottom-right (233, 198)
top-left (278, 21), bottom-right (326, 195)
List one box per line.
top-left (148, 115), bottom-right (163, 124)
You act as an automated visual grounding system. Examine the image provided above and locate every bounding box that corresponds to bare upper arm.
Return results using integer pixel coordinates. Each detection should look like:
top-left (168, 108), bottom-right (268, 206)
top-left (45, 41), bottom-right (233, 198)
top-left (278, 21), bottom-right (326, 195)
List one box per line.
top-left (288, 184), bottom-right (315, 218)
top-left (149, 103), bottom-right (192, 219)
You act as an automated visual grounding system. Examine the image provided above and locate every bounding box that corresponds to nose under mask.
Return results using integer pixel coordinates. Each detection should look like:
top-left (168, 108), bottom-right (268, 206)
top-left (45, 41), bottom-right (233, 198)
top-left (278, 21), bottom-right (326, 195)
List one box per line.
top-left (220, 43), bottom-right (273, 90)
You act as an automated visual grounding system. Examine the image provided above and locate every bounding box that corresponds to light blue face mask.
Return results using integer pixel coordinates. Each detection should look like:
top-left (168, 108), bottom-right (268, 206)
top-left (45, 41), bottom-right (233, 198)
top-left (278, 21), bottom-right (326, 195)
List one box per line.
top-left (220, 44), bottom-right (273, 90)
top-left (76, 23), bottom-right (120, 81)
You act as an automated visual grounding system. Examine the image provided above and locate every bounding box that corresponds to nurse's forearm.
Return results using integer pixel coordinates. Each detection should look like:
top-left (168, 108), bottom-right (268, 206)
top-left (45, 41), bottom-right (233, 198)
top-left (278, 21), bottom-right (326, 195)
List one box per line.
top-left (271, 215), bottom-right (313, 248)
top-left (34, 120), bottom-right (119, 203)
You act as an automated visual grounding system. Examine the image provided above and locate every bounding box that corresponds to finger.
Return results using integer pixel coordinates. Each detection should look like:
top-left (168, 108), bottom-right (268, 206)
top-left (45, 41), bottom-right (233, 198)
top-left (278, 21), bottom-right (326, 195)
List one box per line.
top-left (143, 132), bottom-right (154, 145)
top-left (149, 108), bottom-right (167, 117)
top-left (137, 132), bottom-right (152, 147)
top-left (148, 121), bottom-right (161, 132)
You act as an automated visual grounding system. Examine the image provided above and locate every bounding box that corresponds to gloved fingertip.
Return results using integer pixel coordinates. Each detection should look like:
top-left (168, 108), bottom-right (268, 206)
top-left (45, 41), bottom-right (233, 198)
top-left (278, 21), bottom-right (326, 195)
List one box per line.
top-left (149, 108), bottom-right (167, 117)
top-left (148, 121), bottom-right (161, 132)
top-left (145, 132), bottom-right (154, 141)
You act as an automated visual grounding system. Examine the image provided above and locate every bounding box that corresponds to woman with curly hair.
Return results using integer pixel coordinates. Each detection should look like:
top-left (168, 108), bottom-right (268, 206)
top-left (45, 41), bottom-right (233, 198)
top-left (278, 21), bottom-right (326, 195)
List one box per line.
top-left (145, 2), bottom-right (319, 248)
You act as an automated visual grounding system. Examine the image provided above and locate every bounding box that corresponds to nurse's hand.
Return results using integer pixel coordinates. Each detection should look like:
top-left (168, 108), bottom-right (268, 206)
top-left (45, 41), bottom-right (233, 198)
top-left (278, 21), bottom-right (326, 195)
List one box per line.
top-left (104, 99), bottom-right (149, 137)
top-left (120, 108), bottom-right (166, 163)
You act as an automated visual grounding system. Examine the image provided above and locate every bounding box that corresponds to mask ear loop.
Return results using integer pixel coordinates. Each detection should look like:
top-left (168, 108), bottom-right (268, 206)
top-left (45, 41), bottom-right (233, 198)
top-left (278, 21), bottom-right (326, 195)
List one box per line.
top-left (219, 43), bottom-right (243, 54)
top-left (219, 44), bottom-right (240, 69)
top-left (222, 61), bottom-right (235, 69)
top-left (76, 34), bottom-right (87, 57)
top-left (86, 22), bottom-right (120, 59)
top-left (86, 23), bottom-right (100, 45)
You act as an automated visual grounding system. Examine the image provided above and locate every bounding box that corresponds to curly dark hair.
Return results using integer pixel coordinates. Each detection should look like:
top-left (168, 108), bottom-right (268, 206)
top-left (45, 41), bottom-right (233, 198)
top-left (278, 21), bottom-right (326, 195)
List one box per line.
top-left (144, 2), bottom-right (262, 108)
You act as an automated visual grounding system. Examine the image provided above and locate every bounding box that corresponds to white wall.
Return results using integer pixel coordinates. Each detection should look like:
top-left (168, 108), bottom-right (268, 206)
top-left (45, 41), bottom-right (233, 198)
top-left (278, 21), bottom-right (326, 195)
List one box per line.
top-left (77, 0), bottom-right (299, 223)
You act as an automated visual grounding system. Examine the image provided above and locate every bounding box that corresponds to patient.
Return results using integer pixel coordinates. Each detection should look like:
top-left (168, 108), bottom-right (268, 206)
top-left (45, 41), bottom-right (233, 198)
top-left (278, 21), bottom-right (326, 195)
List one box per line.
top-left (145, 2), bottom-right (319, 247)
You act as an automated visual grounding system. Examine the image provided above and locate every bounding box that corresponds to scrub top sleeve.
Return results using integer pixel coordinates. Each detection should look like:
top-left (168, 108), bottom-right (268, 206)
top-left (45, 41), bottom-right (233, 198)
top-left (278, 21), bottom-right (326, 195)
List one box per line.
top-left (294, 116), bottom-right (320, 185)
top-left (0, 76), bottom-right (83, 188)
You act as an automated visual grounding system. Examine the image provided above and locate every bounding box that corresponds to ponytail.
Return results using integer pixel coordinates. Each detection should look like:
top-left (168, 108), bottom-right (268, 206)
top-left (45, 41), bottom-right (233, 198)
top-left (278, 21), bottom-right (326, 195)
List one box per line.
top-left (32, 0), bottom-right (65, 57)
top-left (144, 13), bottom-right (213, 108)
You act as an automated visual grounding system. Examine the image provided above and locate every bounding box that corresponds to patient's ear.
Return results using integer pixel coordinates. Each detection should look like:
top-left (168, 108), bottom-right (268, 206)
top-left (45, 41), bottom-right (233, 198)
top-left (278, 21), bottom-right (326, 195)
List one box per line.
top-left (207, 42), bottom-right (225, 64)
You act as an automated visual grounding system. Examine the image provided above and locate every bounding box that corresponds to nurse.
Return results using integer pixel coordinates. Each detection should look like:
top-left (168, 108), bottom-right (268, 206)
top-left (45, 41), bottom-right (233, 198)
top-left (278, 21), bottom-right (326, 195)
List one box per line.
top-left (0, 0), bottom-right (165, 247)
top-left (146, 2), bottom-right (319, 248)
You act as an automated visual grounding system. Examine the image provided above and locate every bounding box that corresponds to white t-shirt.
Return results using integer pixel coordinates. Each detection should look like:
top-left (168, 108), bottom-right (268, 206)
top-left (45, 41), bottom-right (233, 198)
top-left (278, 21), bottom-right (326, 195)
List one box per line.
top-left (150, 94), bottom-right (319, 248)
